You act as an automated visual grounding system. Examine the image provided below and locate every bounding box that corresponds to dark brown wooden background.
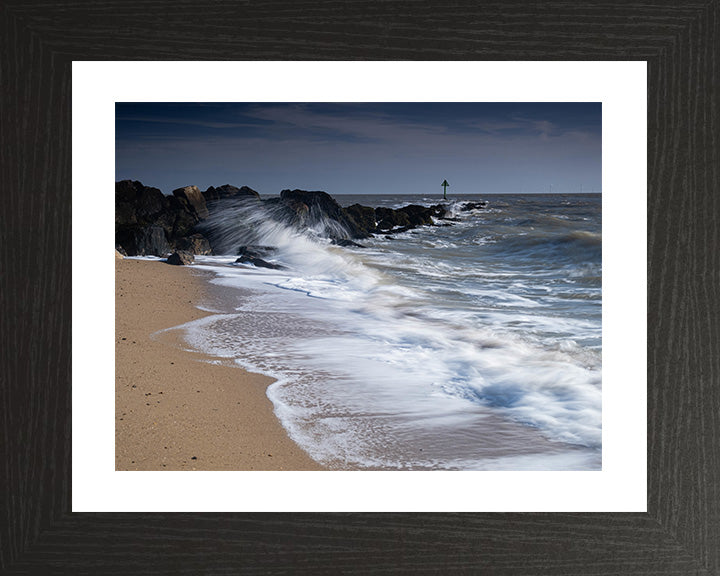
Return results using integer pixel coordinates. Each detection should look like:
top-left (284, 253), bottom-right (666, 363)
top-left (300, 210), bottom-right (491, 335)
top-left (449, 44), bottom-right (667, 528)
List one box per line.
top-left (1, 1), bottom-right (718, 574)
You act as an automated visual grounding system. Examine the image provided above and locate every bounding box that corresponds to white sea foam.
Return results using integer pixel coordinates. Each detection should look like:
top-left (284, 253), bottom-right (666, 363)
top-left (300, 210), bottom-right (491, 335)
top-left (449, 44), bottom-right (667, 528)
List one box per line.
top-left (171, 194), bottom-right (602, 470)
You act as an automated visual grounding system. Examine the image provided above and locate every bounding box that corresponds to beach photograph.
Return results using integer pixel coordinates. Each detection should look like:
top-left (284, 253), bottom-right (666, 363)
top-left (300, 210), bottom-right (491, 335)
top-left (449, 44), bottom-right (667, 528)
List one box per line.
top-left (115, 102), bottom-right (602, 472)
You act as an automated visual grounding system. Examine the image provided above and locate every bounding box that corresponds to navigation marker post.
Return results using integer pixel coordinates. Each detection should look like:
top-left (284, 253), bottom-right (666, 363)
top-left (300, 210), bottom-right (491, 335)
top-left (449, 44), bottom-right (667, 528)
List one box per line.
top-left (441, 179), bottom-right (449, 200)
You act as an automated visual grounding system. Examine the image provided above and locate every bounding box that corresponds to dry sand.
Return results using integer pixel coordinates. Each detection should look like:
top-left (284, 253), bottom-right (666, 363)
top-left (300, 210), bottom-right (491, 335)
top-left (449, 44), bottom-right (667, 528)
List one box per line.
top-left (115, 257), bottom-right (324, 471)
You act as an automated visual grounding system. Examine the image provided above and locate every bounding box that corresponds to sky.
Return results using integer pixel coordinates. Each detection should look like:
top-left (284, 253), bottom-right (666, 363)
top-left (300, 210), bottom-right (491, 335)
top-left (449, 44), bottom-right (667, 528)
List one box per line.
top-left (116, 102), bottom-right (601, 196)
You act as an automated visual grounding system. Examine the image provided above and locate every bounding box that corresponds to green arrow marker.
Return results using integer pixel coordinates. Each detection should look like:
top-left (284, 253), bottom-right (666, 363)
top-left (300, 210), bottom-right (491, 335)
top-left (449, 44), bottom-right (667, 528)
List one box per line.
top-left (441, 179), bottom-right (449, 200)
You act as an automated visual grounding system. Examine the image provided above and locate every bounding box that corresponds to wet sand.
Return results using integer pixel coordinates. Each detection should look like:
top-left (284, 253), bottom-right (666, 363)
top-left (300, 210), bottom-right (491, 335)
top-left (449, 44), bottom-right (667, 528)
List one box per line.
top-left (115, 257), bottom-right (323, 471)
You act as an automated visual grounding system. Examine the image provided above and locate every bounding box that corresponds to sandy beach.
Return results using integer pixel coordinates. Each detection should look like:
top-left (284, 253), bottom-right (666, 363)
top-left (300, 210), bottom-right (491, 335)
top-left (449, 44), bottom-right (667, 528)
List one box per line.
top-left (115, 257), bottom-right (323, 471)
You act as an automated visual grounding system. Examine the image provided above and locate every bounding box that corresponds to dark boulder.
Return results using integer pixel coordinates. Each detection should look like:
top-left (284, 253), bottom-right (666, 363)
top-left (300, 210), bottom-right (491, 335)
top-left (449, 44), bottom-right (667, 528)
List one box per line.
top-left (280, 189), bottom-right (340, 211)
top-left (343, 204), bottom-right (377, 236)
top-left (115, 179), bottom-right (140, 205)
top-left (175, 233), bottom-right (213, 255)
top-left (167, 195), bottom-right (201, 238)
top-left (265, 196), bottom-right (311, 228)
top-left (140, 226), bottom-right (172, 256)
top-left (116, 225), bottom-right (171, 257)
top-left (397, 204), bottom-right (435, 226)
top-left (459, 201), bottom-right (487, 211)
top-left (374, 203), bottom-right (449, 231)
top-left (204, 184), bottom-right (260, 203)
top-left (279, 189), bottom-right (343, 222)
top-left (115, 181), bottom-right (210, 257)
top-left (167, 251), bottom-right (195, 265)
top-left (172, 185), bottom-right (209, 220)
top-left (116, 180), bottom-right (168, 227)
top-left (235, 255), bottom-right (283, 269)
top-left (375, 207), bottom-right (412, 231)
top-left (115, 200), bottom-right (138, 228)
top-left (135, 186), bottom-right (166, 221)
top-left (116, 180), bottom-right (154, 209)
top-left (278, 190), bottom-right (371, 239)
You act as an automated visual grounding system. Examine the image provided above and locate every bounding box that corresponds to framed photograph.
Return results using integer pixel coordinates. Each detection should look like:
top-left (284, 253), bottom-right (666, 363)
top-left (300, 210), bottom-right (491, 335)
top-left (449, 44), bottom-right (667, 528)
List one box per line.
top-left (3, 2), bottom-right (718, 574)
top-left (110, 98), bottom-right (609, 478)
top-left (75, 62), bottom-right (644, 514)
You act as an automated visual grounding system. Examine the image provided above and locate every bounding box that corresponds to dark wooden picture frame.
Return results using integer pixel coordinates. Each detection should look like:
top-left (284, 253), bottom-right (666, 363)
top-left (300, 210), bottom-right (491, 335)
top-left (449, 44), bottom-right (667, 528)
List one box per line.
top-left (2, 2), bottom-right (718, 574)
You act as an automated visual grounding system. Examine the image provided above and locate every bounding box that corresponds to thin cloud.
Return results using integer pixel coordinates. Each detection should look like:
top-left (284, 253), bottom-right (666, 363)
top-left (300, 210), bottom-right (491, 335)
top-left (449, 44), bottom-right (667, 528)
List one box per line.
top-left (116, 115), bottom-right (262, 130)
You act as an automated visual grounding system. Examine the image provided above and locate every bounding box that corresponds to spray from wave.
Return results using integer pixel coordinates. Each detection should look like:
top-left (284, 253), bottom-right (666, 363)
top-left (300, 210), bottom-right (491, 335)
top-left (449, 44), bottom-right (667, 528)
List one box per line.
top-left (199, 197), bottom-right (390, 298)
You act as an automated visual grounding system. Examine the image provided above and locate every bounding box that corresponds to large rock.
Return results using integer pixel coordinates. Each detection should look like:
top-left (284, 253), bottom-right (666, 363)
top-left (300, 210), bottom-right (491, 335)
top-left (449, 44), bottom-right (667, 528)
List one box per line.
top-left (265, 196), bottom-right (311, 228)
top-left (139, 226), bottom-right (172, 256)
top-left (116, 225), bottom-right (171, 256)
top-left (370, 204), bottom-right (449, 232)
top-left (280, 189), bottom-right (341, 211)
top-left (166, 251), bottom-right (195, 266)
top-left (398, 204), bottom-right (437, 226)
top-left (343, 204), bottom-right (377, 235)
top-left (175, 233), bottom-right (213, 255)
top-left (235, 255), bottom-right (283, 269)
top-left (136, 187), bottom-right (166, 220)
top-left (203, 184), bottom-right (260, 203)
top-left (278, 190), bottom-right (371, 239)
top-left (116, 180), bottom-right (167, 227)
top-left (115, 200), bottom-right (138, 227)
top-left (375, 207), bottom-right (411, 231)
top-left (172, 185), bottom-right (209, 220)
top-left (167, 195), bottom-right (200, 238)
top-left (459, 201), bottom-right (487, 211)
top-left (116, 180), bottom-right (206, 256)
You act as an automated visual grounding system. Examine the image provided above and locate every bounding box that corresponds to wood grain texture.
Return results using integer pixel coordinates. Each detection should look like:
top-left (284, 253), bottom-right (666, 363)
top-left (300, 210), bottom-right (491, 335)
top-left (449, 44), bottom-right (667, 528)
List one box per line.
top-left (1, 0), bottom-right (718, 574)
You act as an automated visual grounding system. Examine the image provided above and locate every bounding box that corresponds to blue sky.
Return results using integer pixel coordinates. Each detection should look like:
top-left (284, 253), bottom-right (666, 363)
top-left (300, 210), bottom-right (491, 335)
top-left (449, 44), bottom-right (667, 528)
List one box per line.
top-left (116, 102), bottom-right (601, 195)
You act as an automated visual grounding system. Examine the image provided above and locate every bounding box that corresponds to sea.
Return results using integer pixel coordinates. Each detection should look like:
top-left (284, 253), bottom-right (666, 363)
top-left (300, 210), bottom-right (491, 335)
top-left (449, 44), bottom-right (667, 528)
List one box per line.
top-left (169, 193), bottom-right (602, 471)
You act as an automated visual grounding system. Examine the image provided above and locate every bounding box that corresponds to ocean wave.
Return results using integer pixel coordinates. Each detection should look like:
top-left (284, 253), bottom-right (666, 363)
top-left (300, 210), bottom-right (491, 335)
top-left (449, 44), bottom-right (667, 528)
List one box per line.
top-left (489, 229), bottom-right (601, 262)
top-left (180, 193), bottom-right (601, 469)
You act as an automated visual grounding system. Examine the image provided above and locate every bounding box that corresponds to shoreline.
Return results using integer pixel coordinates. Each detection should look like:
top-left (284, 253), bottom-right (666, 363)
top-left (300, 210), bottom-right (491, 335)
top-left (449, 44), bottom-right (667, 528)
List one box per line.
top-left (115, 257), bottom-right (324, 471)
